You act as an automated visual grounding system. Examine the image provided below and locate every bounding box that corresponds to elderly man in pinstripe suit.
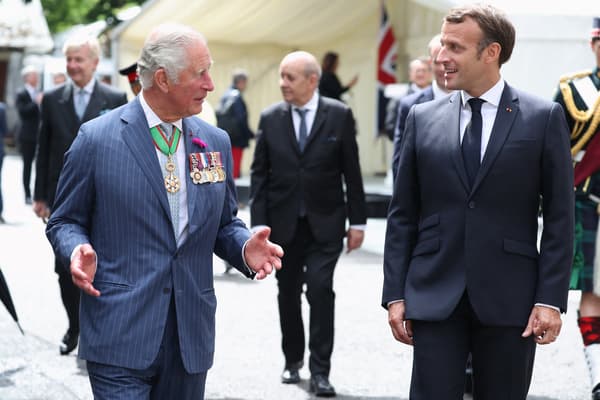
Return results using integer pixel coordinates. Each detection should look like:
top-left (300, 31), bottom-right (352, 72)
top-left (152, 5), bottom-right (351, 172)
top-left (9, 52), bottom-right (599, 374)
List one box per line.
top-left (46, 23), bottom-right (283, 400)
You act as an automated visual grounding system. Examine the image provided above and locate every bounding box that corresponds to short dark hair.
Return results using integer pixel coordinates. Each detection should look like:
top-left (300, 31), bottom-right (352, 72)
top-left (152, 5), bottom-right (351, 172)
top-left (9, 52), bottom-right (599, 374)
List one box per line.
top-left (321, 51), bottom-right (339, 73)
top-left (445, 4), bottom-right (515, 66)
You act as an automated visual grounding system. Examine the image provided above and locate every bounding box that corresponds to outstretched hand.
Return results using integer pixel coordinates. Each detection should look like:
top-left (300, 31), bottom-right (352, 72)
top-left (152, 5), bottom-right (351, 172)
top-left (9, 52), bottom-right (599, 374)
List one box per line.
top-left (70, 243), bottom-right (100, 297)
top-left (244, 226), bottom-right (284, 280)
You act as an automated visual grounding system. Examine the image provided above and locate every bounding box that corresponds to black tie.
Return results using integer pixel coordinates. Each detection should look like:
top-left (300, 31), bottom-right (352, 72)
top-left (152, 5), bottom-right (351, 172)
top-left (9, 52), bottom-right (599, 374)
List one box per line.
top-left (462, 98), bottom-right (485, 187)
top-left (295, 108), bottom-right (308, 152)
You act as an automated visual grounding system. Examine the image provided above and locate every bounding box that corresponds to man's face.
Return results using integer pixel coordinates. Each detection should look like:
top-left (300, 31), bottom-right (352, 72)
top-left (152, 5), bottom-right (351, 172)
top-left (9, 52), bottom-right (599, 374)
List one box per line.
top-left (65, 44), bottom-right (99, 88)
top-left (438, 17), bottom-right (489, 96)
top-left (430, 46), bottom-right (447, 91)
top-left (25, 72), bottom-right (39, 88)
top-left (166, 41), bottom-right (215, 119)
top-left (279, 57), bottom-right (317, 107)
top-left (409, 61), bottom-right (432, 89)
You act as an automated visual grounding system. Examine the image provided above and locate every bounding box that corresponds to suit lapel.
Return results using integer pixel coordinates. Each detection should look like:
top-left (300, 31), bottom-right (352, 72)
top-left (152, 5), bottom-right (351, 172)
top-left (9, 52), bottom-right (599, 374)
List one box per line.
top-left (120, 99), bottom-right (171, 219)
top-left (471, 85), bottom-right (518, 193)
top-left (305, 98), bottom-right (328, 151)
top-left (59, 84), bottom-right (79, 128)
top-left (83, 81), bottom-right (105, 122)
top-left (281, 104), bottom-right (301, 154)
top-left (447, 93), bottom-right (470, 192)
top-left (182, 119), bottom-right (202, 235)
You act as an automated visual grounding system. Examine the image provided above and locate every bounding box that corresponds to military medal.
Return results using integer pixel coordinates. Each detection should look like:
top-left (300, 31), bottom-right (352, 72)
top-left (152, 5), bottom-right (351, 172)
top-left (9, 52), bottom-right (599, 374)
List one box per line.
top-left (164, 156), bottom-right (180, 192)
top-left (150, 124), bottom-right (182, 193)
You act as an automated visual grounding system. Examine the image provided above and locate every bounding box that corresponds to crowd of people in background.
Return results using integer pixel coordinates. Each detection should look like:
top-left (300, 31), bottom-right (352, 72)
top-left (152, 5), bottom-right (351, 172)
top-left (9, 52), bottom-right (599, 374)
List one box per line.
top-left (2, 3), bottom-right (600, 399)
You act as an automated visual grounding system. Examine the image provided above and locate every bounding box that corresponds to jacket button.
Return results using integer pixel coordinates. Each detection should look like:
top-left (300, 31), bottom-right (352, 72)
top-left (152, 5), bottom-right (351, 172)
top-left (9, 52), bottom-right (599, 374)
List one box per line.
top-left (163, 287), bottom-right (170, 294)
top-left (468, 201), bottom-right (476, 209)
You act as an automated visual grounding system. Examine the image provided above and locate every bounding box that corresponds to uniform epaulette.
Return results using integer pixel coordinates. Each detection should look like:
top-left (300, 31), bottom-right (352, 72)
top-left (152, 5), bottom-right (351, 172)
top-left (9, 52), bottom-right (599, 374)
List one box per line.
top-left (560, 70), bottom-right (593, 84)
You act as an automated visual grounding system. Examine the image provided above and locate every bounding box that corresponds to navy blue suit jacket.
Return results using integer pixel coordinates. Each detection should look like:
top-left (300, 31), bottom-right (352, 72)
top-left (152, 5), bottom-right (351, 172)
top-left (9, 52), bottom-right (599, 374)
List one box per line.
top-left (382, 84), bottom-right (574, 327)
top-left (46, 98), bottom-right (252, 373)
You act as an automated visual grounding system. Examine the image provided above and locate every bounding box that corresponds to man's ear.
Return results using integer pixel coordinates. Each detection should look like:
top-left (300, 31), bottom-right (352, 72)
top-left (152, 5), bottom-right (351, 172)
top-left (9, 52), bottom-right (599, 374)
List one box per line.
top-left (485, 42), bottom-right (501, 65)
top-left (154, 68), bottom-right (170, 93)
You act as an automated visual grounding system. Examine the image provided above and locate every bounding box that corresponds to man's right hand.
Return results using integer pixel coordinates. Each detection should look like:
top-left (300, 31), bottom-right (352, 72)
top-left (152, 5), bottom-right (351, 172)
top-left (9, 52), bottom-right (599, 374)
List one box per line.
top-left (33, 200), bottom-right (50, 219)
top-left (71, 243), bottom-right (100, 297)
top-left (388, 301), bottom-right (414, 345)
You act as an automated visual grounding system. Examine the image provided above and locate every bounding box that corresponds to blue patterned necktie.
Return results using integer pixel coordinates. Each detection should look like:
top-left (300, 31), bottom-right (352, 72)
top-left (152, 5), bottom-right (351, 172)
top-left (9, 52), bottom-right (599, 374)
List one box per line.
top-left (159, 123), bottom-right (180, 238)
top-left (462, 98), bottom-right (485, 187)
top-left (74, 88), bottom-right (86, 120)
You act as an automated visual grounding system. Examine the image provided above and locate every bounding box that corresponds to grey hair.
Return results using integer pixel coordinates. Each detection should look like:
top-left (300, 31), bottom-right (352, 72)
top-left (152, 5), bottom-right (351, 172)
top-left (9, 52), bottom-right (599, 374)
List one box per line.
top-left (62, 33), bottom-right (101, 60)
top-left (21, 65), bottom-right (39, 78)
top-left (137, 23), bottom-right (206, 89)
top-left (232, 68), bottom-right (248, 86)
top-left (283, 51), bottom-right (322, 79)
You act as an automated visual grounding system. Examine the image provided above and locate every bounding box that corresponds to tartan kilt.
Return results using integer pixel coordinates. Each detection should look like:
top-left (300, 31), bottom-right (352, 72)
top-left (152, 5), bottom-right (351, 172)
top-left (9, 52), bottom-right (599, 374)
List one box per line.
top-left (571, 197), bottom-right (599, 291)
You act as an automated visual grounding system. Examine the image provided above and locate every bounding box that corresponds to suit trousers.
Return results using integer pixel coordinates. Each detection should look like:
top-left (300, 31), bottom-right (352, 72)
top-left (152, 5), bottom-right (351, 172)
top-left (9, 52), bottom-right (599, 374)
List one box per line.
top-left (55, 258), bottom-right (79, 335)
top-left (409, 292), bottom-right (536, 400)
top-left (276, 217), bottom-right (343, 376)
top-left (87, 296), bottom-right (207, 400)
top-left (19, 139), bottom-right (36, 199)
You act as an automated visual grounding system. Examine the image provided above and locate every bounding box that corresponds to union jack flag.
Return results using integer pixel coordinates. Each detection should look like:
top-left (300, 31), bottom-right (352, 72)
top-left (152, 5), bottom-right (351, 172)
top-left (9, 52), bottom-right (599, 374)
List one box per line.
top-left (377, 0), bottom-right (397, 137)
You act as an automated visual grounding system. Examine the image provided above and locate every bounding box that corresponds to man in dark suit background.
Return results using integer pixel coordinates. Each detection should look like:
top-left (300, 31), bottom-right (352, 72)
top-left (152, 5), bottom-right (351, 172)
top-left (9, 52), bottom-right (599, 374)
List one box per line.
top-left (250, 50), bottom-right (366, 397)
top-left (46, 23), bottom-right (283, 399)
top-left (34, 33), bottom-right (127, 356)
top-left (383, 4), bottom-right (574, 399)
top-left (391, 34), bottom-right (453, 179)
top-left (16, 65), bottom-right (42, 205)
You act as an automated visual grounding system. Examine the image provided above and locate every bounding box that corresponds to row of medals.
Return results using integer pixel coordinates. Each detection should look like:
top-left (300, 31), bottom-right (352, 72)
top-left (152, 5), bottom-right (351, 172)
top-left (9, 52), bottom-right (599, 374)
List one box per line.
top-left (163, 154), bottom-right (226, 194)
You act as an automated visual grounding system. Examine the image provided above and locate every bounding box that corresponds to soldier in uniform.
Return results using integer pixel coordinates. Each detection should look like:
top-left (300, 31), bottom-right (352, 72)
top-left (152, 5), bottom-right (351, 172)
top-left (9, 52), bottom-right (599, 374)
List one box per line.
top-left (554, 17), bottom-right (600, 400)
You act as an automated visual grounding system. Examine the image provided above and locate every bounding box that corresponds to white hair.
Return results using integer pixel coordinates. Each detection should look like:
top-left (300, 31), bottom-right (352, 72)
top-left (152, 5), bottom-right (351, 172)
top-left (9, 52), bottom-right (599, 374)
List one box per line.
top-left (137, 23), bottom-right (206, 89)
top-left (21, 65), bottom-right (39, 78)
top-left (62, 33), bottom-right (101, 60)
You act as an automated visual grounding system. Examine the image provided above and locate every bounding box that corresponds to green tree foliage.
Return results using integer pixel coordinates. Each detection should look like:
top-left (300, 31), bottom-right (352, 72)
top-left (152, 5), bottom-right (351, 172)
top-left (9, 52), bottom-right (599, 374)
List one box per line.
top-left (41, 0), bottom-right (145, 33)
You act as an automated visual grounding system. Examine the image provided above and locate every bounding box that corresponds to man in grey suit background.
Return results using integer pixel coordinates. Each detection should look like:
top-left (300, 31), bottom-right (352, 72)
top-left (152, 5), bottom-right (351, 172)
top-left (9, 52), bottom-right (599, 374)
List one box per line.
top-left (250, 51), bottom-right (366, 397)
top-left (34, 33), bottom-right (127, 356)
top-left (46, 23), bottom-right (283, 400)
top-left (383, 4), bottom-right (574, 399)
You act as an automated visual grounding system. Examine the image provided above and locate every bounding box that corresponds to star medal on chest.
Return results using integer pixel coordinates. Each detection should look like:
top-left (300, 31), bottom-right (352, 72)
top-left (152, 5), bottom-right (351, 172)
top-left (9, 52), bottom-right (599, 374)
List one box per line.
top-left (150, 124), bottom-right (181, 193)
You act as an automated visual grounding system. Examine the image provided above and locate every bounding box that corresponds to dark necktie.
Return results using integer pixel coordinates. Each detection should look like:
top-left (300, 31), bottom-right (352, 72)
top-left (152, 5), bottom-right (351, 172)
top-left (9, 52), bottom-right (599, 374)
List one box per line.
top-left (462, 98), bottom-right (485, 187)
top-left (295, 108), bottom-right (308, 152)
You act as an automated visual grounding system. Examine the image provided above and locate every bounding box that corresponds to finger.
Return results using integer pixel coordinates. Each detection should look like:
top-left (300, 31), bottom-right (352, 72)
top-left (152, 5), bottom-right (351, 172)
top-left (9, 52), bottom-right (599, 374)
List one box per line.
top-left (255, 269), bottom-right (267, 280)
top-left (82, 281), bottom-right (101, 297)
top-left (254, 226), bottom-right (271, 242)
top-left (521, 323), bottom-right (533, 337)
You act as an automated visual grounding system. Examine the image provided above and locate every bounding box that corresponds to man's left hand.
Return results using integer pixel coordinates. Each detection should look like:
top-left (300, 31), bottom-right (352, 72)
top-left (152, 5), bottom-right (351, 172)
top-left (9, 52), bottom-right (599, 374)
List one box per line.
top-left (521, 305), bottom-right (562, 344)
top-left (346, 228), bottom-right (364, 253)
top-left (244, 226), bottom-right (284, 280)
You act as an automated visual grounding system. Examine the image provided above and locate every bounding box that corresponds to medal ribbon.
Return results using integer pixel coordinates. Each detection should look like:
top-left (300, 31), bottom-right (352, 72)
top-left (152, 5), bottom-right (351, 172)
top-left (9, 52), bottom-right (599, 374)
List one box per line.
top-left (150, 125), bottom-right (181, 156)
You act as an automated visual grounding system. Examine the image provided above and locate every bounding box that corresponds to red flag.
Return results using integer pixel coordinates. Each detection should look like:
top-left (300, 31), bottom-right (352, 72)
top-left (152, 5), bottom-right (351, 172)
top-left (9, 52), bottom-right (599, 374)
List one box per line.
top-left (377, 0), bottom-right (397, 136)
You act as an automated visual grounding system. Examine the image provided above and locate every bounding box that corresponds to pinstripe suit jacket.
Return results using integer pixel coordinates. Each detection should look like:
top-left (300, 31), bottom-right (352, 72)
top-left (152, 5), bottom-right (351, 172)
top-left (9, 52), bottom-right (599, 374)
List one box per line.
top-left (46, 98), bottom-right (252, 373)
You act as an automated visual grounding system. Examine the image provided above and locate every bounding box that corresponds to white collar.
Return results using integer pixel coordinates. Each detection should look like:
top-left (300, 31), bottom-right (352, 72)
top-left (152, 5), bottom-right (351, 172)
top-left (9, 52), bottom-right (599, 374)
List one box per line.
top-left (461, 79), bottom-right (505, 108)
top-left (139, 91), bottom-right (183, 132)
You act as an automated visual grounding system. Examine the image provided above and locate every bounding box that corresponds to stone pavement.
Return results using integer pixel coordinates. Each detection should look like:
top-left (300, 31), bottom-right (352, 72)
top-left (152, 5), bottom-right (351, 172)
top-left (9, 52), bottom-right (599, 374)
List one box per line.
top-left (0, 154), bottom-right (592, 399)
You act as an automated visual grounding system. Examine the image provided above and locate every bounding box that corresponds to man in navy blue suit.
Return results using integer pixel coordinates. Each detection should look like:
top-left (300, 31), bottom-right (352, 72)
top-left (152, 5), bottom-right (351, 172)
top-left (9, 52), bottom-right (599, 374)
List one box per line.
top-left (383, 4), bottom-right (573, 399)
top-left (46, 23), bottom-right (283, 400)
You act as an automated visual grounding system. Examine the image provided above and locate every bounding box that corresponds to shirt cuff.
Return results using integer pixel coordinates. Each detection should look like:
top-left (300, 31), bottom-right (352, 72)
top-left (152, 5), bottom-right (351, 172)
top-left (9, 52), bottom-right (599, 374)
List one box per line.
top-left (387, 299), bottom-right (404, 307)
top-left (349, 224), bottom-right (366, 231)
top-left (535, 303), bottom-right (560, 313)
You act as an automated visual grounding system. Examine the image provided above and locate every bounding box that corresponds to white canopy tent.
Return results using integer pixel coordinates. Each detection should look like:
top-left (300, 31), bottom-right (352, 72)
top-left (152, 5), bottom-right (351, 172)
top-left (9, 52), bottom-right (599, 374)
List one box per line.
top-left (112, 0), bottom-right (599, 175)
top-left (111, 0), bottom-right (445, 175)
